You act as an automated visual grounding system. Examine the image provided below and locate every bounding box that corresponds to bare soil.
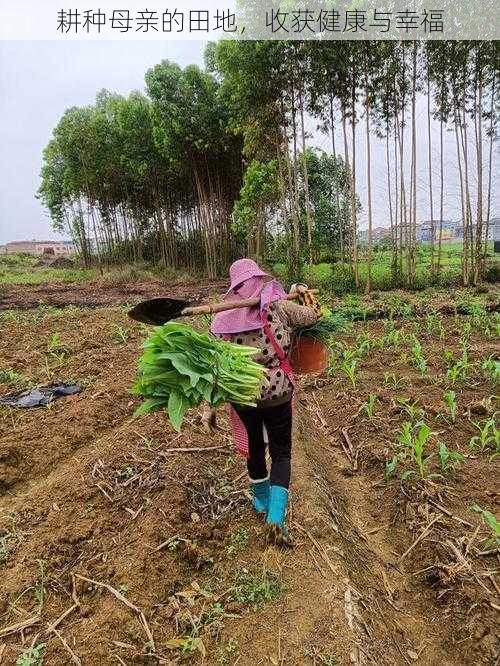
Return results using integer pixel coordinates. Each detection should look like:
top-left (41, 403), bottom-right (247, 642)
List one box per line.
top-left (0, 277), bottom-right (226, 310)
top-left (0, 286), bottom-right (498, 665)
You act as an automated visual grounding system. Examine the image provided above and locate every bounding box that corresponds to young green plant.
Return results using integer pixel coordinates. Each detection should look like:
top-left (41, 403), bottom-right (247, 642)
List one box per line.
top-left (470, 504), bottom-right (500, 547)
top-left (438, 441), bottom-right (464, 472)
top-left (364, 393), bottom-right (378, 418)
top-left (443, 389), bottom-right (457, 423)
top-left (469, 418), bottom-right (499, 459)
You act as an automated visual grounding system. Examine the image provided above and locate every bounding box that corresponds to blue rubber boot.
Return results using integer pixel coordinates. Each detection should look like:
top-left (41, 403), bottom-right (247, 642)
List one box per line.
top-left (250, 477), bottom-right (270, 516)
top-left (266, 485), bottom-right (293, 547)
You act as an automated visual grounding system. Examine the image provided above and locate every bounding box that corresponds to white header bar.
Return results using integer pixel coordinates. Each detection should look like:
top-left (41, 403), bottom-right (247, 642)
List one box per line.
top-left (0, 0), bottom-right (498, 40)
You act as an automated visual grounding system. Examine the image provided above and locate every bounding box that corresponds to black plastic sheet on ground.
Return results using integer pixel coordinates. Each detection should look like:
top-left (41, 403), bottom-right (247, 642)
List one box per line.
top-left (0, 382), bottom-right (82, 408)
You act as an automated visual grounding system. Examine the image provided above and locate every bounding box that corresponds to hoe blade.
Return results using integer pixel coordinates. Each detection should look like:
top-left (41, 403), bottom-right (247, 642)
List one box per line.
top-left (128, 297), bottom-right (193, 325)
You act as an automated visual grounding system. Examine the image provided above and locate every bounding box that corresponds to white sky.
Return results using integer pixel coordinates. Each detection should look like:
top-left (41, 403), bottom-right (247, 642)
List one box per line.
top-left (0, 39), bottom-right (498, 245)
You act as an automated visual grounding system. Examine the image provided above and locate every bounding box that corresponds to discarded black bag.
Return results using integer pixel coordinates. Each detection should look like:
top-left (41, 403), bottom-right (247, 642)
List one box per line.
top-left (0, 382), bottom-right (82, 408)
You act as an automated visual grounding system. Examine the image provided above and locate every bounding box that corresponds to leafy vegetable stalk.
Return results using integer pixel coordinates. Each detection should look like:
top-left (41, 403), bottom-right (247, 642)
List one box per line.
top-left (132, 322), bottom-right (266, 431)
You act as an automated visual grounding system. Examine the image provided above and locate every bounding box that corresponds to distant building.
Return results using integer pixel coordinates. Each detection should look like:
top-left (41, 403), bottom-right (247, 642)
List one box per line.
top-left (0, 240), bottom-right (75, 256)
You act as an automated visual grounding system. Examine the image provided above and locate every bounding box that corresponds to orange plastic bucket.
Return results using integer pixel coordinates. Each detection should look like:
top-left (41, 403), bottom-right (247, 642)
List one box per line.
top-left (289, 336), bottom-right (329, 375)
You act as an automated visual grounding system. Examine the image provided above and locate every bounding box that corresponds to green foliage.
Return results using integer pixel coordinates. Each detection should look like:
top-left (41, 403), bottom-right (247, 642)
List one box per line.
top-left (481, 356), bottom-right (500, 383)
top-left (384, 372), bottom-right (404, 389)
top-left (340, 357), bottom-right (358, 387)
top-left (364, 393), bottom-right (378, 418)
top-left (410, 337), bottom-right (427, 374)
top-left (388, 420), bottom-right (441, 481)
top-left (425, 312), bottom-right (445, 340)
top-left (293, 314), bottom-right (346, 345)
top-left (438, 441), bottom-right (464, 471)
top-left (132, 323), bottom-right (266, 431)
top-left (16, 644), bottom-right (46, 666)
top-left (470, 504), bottom-right (500, 547)
top-left (0, 369), bottom-right (28, 385)
top-left (445, 348), bottom-right (470, 385)
top-left (469, 418), bottom-right (499, 458)
top-left (227, 528), bottom-right (249, 556)
top-left (231, 569), bottom-right (282, 610)
top-left (443, 390), bottom-right (457, 422)
top-left (394, 397), bottom-right (423, 422)
top-left (233, 159), bottom-right (279, 242)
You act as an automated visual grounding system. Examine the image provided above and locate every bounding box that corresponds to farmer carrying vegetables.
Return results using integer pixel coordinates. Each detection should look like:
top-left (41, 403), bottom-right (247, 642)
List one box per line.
top-left (209, 258), bottom-right (319, 545)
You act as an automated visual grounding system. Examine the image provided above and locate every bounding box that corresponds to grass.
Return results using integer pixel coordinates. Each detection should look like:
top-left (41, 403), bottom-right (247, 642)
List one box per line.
top-left (231, 569), bottom-right (283, 610)
top-left (0, 253), bottom-right (94, 285)
top-left (273, 242), bottom-right (497, 293)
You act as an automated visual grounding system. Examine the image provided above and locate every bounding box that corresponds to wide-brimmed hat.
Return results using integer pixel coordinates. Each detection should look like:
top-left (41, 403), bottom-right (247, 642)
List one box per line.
top-left (226, 258), bottom-right (268, 293)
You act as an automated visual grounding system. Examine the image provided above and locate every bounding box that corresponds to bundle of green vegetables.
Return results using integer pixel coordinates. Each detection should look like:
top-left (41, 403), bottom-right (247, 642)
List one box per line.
top-left (132, 322), bottom-right (266, 431)
top-left (293, 312), bottom-right (346, 345)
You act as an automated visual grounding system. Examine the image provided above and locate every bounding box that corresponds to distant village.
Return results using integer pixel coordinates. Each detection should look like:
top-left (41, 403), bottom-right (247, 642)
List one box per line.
top-left (1, 217), bottom-right (499, 257)
top-left (359, 217), bottom-right (500, 245)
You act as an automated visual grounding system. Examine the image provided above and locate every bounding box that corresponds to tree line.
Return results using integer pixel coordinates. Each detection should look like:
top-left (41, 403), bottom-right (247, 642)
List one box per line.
top-left (38, 40), bottom-right (498, 289)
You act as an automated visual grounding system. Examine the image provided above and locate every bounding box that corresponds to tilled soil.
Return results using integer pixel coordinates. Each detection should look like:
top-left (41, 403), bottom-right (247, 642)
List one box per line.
top-left (0, 291), bottom-right (498, 665)
top-left (0, 277), bottom-right (226, 310)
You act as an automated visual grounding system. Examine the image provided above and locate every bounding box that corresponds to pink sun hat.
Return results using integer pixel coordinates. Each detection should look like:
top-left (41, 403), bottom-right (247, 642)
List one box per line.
top-left (226, 258), bottom-right (269, 294)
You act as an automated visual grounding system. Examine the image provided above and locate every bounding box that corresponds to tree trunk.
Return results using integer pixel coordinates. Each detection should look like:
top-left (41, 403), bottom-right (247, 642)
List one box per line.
top-left (483, 71), bottom-right (496, 264)
top-left (330, 95), bottom-right (343, 262)
top-left (364, 50), bottom-right (373, 294)
top-left (474, 60), bottom-right (483, 282)
top-left (427, 62), bottom-right (435, 275)
top-left (298, 84), bottom-right (313, 263)
top-left (350, 66), bottom-right (359, 289)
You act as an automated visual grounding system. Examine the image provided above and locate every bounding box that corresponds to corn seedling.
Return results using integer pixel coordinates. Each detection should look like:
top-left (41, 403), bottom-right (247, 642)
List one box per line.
top-left (341, 357), bottom-right (358, 387)
top-left (425, 312), bottom-right (445, 340)
top-left (384, 372), bottom-right (404, 389)
top-left (470, 504), bottom-right (500, 547)
top-left (388, 297), bottom-right (413, 320)
top-left (385, 453), bottom-right (404, 481)
top-left (403, 422), bottom-right (436, 480)
top-left (443, 390), bottom-right (457, 423)
top-left (390, 421), bottom-right (440, 481)
top-left (384, 328), bottom-right (404, 348)
top-left (481, 356), bottom-right (499, 383)
top-left (395, 398), bottom-right (423, 422)
top-left (364, 393), bottom-right (378, 418)
top-left (469, 418), bottom-right (499, 459)
top-left (410, 337), bottom-right (427, 374)
top-left (438, 441), bottom-right (464, 471)
top-left (446, 350), bottom-right (470, 385)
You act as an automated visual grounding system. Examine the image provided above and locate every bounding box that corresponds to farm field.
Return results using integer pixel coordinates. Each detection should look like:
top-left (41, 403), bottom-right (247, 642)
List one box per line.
top-left (0, 276), bottom-right (498, 665)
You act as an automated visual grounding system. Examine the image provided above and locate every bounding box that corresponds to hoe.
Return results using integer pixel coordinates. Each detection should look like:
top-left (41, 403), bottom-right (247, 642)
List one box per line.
top-left (128, 289), bottom-right (319, 326)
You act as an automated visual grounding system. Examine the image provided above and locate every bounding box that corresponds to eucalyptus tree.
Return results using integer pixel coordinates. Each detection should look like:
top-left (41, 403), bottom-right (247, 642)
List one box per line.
top-left (146, 60), bottom-right (243, 277)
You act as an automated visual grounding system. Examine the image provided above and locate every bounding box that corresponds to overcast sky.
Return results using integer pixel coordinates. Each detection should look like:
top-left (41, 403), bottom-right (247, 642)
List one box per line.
top-left (0, 40), bottom-right (498, 245)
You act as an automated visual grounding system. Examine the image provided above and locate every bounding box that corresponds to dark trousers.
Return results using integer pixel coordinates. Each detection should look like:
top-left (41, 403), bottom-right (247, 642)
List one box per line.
top-left (233, 400), bottom-right (293, 489)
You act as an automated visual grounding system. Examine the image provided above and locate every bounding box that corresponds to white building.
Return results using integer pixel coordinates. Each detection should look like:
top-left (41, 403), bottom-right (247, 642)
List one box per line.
top-left (0, 240), bottom-right (75, 256)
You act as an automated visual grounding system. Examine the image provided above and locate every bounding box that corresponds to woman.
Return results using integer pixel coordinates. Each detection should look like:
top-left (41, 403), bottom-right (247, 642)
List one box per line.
top-left (210, 258), bottom-right (319, 545)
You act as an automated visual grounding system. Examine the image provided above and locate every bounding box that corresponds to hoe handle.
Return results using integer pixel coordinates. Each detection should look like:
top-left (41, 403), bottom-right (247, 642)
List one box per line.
top-left (182, 289), bottom-right (319, 317)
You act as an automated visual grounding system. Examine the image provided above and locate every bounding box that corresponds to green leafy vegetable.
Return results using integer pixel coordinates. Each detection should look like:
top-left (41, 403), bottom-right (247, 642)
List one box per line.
top-left (293, 314), bottom-right (346, 345)
top-left (132, 322), bottom-right (266, 431)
